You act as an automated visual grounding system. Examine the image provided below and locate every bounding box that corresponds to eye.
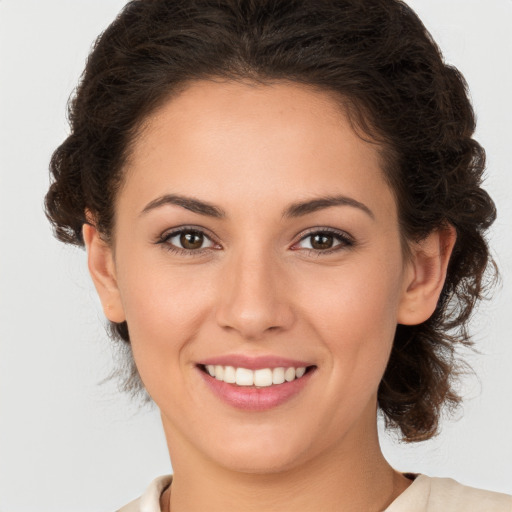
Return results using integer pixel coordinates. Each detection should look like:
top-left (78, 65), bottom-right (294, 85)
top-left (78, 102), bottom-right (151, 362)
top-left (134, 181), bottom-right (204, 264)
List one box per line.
top-left (158, 228), bottom-right (218, 253)
top-left (293, 229), bottom-right (353, 253)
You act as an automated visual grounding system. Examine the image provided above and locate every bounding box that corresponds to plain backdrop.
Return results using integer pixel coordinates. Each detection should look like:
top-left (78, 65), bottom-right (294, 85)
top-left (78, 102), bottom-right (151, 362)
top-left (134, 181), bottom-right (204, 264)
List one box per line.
top-left (0, 1), bottom-right (511, 510)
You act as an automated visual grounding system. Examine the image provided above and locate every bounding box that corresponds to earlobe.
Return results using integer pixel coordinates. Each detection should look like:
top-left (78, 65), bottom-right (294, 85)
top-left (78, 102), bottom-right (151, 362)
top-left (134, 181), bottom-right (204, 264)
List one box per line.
top-left (82, 222), bottom-right (126, 323)
top-left (397, 225), bottom-right (457, 325)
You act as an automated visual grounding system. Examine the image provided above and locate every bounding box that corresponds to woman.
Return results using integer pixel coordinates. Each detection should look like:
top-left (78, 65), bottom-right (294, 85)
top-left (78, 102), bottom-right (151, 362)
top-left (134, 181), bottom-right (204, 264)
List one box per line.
top-left (44, 0), bottom-right (511, 510)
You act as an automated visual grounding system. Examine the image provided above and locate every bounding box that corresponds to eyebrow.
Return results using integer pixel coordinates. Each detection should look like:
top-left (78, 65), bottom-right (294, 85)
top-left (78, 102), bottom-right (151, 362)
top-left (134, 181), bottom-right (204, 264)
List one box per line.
top-left (140, 193), bottom-right (374, 220)
top-left (283, 196), bottom-right (374, 219)
top-left (140, 194), bottom-right (226, 218)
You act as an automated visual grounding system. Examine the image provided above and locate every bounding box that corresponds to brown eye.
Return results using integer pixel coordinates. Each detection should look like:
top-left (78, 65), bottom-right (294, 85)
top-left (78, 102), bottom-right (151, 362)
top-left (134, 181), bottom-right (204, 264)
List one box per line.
top-left (163, 229), bottom-right (217, 252)
top-left (180, 231), bottom-right (204, 250)
top-left (294, 229), bottom-right (353, 253)
top-left (310, 233), bottom-right (334, 250)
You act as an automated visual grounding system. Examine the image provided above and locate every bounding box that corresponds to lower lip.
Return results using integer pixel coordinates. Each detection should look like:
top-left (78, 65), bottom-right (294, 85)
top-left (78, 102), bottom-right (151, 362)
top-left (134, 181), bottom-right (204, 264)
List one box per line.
top-left (198, 367), bottom-right (315, 411)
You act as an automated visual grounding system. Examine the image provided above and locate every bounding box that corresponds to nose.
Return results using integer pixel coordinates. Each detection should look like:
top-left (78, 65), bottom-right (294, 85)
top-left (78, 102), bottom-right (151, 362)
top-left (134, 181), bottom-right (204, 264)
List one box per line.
top-left (215, 248), bottom-right (295, 340)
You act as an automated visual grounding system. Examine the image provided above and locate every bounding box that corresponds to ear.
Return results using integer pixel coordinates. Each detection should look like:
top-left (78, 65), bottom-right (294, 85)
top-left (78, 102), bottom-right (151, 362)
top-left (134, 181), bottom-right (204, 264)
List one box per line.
top-left (82, 222), bottom-right (126, 323)
top-left (397, 225), bottom-right (456, 325)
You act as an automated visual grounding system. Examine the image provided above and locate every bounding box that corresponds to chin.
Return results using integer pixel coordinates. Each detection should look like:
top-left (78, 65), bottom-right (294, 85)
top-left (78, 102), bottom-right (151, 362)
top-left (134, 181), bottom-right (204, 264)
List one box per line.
top-left (202, 427), bottom-right (315, 475)
top-left (218, 450), bottom-right (305, 475)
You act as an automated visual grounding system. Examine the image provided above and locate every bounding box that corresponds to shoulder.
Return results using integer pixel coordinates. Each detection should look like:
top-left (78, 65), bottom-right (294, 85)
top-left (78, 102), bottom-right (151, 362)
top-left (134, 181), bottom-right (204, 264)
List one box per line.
top-left (386, 474), bottom-right (512, 512)
top-left (115, 473), bottom-right (511, 512)
top-left (427, 476), bottom-right (512, 511)
top-left (116, 475), bottom-right (173, 512)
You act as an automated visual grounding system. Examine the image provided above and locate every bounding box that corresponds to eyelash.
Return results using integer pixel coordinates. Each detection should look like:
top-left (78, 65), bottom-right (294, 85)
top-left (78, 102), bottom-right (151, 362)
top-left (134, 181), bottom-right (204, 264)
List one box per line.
top-left (156, 226), bottom-right (354, 256)
top-left (292, 227), bottom-right (355, 255)
top-left (156, 226), bottom-right (220, 257)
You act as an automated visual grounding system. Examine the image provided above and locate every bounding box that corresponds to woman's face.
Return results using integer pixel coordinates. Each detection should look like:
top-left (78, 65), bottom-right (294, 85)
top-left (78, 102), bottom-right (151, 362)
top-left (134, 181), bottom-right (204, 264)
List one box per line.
top-left (92, 80), bottom-right (421, 473)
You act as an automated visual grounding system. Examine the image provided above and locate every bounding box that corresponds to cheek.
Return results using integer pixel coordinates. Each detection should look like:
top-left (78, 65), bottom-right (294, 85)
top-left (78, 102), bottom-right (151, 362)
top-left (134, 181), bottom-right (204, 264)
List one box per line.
top-left (117, 240), bottom-right (216, 326)
top-left (122, 277), bottom-right (203, 338)
top-left (295, 253), bottom-right (404, 377)
top-left (114, 256), bottom-right (216, 388)
top-left (114, 237), bottom-right (405, 408)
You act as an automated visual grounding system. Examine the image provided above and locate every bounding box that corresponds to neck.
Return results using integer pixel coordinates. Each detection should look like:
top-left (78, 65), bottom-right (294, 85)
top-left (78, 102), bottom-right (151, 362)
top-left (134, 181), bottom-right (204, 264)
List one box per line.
top-left (162, 410), bottom-right (411, 512)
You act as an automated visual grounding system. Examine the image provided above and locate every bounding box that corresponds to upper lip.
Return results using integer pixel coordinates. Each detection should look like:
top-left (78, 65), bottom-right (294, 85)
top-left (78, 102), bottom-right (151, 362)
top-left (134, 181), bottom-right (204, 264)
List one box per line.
top-left (197, 354), bottom-right (314, 370)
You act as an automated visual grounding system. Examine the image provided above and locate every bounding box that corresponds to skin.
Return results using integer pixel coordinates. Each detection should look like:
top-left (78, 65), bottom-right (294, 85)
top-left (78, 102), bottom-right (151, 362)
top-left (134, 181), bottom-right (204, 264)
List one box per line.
top-left (84, 80), bottom-right (455, 511)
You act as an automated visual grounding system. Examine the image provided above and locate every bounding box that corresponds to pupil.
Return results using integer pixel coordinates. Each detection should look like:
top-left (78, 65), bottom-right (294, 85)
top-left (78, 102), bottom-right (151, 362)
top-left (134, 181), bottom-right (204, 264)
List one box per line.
top-left (180, 232), bottom-right (203, 249)
top-left (311, 234), bottom-right (333, 250)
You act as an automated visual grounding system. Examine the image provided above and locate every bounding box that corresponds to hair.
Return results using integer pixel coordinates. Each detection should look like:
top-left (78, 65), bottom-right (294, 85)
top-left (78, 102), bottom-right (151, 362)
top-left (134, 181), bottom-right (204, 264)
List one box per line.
top-left (45, 0), bottom-right (496, 442)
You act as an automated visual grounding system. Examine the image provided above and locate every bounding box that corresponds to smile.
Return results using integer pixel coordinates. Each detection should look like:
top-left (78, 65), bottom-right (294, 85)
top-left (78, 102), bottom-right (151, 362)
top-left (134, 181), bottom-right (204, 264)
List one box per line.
top-left (203, 365), bottom-right (308, 387)
top-left (197, 361), bottom-right (316, 411)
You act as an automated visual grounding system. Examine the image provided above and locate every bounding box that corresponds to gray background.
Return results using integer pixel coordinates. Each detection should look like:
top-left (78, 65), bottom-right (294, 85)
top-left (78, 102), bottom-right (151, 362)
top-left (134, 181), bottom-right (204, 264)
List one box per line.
top-left (1, 1), bottom-right (511, 510)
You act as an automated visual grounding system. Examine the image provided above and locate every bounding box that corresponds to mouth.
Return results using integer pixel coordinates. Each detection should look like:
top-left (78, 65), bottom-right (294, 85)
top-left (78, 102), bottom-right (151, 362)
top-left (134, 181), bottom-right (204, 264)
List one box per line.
top-left (198, 364), bottom-right (316, 388)
top-left (196, 355), bottom-right (317, 410)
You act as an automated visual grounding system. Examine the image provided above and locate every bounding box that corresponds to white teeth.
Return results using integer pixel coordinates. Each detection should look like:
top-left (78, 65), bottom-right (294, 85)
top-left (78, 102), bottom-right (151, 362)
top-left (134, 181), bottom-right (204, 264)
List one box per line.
top-left (205, 364), bottom-right (310, 387)
top-left (254, 368), bottom-right (273, 387)
top-left (223, 365), bottom-right (236, 384)
top-left (284, 367), bottom-right (296, 382)
top-left (272, 367), bottom-right (285, 385)
top-left (215, 365), bottom-right (224, 381)
top-left (236, 367), bottom-right (254, 386)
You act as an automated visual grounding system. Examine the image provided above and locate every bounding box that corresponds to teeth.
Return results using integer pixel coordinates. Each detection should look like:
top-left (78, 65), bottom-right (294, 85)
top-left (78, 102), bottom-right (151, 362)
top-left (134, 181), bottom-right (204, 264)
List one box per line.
top-left (205, 365), bottom-right (308, 387)
top-left (272, 367), bottom-right (285, 385)
top-left (224, 365), bottom-right (236, 384)
top-left (236, 367), bottom-right (254, 386)
top-left (285, 367), bottom-right (296, 382)
top-left (215, 365), bottom-right (224, 381)
top-left (295, 367), bottom-right (306, 378)
top-left (254, 368), bottom-right (273, 387)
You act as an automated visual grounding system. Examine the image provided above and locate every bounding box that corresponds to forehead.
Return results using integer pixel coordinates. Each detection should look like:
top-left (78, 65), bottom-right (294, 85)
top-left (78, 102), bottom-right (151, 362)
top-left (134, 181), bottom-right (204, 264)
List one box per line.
top-left (129, 80), bottom-right (352, 167)
top-left (121, 80), bottom-right (395, 221)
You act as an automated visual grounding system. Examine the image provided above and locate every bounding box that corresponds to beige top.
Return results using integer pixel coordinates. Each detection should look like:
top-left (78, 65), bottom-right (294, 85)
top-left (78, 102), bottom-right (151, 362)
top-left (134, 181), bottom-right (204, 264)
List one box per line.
top-left (117, 474), bottom-right (512, 512)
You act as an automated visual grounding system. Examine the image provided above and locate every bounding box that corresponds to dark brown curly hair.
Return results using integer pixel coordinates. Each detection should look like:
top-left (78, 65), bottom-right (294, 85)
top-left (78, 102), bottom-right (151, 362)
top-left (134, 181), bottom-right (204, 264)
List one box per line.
top-left (45, 0), bottom-right (496, 442)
